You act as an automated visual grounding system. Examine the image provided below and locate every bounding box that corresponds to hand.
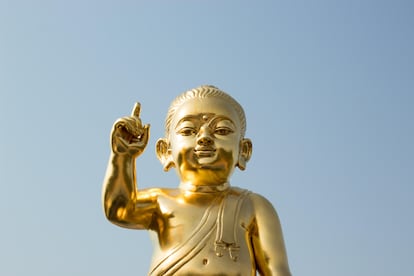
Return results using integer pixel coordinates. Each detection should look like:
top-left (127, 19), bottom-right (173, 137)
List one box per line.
top-left (111, 102), bottom-right (150, 157)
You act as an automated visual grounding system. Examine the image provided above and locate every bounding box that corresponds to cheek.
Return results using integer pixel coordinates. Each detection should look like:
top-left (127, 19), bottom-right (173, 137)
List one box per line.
top-left (172, 135), bottom-right (195, 145)
top-left (169, 136), bottom-right (195, 153)
top-left (172, 146), bottom-right (195, 164)
top-left (219, 139), bottom-right (240, 153)
top-left (216, 148), bottom-right (236, 166)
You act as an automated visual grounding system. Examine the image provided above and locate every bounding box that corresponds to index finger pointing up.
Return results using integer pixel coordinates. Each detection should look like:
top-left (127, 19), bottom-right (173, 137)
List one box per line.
top-left (131, 102), bottom-right (141, 118)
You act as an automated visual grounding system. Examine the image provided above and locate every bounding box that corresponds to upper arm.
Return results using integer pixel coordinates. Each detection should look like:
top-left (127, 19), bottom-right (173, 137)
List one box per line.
top-left (250, 193), bottom-right (291, 276)
top-left (107, 188), bottom-right (160, 230)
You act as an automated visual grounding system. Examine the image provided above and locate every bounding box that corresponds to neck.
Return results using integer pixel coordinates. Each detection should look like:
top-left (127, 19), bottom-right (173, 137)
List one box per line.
top-left (179, 181), bottom-right (230, 193)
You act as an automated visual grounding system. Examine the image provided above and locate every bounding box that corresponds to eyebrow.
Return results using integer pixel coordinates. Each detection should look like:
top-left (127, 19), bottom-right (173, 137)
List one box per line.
top-left (175, 114), bottom-right (235, 129)
top-left (209, 115), bottom-right (235, 127)
top-left (175, 115), bottom-right (201, 128)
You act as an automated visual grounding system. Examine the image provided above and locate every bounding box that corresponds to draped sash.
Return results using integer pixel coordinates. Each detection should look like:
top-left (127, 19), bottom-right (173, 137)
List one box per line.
top-left (149, 189), bottom-right (250, 276)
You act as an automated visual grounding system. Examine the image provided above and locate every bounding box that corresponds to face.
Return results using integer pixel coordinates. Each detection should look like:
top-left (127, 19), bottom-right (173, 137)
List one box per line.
top-left (167, 97), bottom-right (243, 186)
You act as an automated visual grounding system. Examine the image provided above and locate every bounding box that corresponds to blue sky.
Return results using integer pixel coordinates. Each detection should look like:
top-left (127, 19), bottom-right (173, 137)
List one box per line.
top-left (1, 1), bottom-right (413, 275)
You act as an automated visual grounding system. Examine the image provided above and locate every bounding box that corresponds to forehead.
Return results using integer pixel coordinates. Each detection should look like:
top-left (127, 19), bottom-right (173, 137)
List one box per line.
top-left (172, 97), bottom-right (241, 125)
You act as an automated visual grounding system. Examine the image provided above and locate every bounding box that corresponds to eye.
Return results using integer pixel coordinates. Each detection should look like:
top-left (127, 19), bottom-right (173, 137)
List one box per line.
top-left (214, 127), bottom-right (234, 136)
top-left (177, 127), bottom-right (197, 136)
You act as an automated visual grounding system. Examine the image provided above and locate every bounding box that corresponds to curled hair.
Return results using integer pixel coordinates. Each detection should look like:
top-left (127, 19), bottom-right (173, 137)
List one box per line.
top-left (165, 85), bottom-right (247, 137)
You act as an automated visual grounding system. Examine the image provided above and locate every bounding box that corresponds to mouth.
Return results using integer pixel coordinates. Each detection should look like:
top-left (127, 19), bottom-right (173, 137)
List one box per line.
top-left (194, 147), bottom-right (216, 158)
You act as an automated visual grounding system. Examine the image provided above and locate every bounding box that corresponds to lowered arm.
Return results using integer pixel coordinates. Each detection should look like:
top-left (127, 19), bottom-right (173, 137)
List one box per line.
top-left (251, 193), bottom-right (292, 276)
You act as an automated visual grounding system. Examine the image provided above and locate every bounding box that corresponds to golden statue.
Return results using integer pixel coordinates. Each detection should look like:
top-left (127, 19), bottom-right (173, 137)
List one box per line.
top-left (102, 85), bottom-right (291, 275)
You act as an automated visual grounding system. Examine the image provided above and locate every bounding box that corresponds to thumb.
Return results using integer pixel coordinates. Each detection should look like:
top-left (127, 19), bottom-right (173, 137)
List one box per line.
top-left (140, 124), bottom-right (151, 144)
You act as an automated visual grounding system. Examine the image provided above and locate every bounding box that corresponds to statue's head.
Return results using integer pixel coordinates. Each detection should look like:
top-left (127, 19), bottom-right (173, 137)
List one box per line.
top-left (163, 85), bottom-right (247, 138)
top-left (156, 85), bottom-right (252, 186)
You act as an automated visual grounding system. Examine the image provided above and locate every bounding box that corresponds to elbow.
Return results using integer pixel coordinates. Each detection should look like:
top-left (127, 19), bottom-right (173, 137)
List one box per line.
top-left (103, 205), bottom-right (125, 224)
top-left (102, 193), bottom-right (156, 230)
top-left (103, 195), bottom-right (129, 224)
top-left (103, 196), bottom-right (147, 229)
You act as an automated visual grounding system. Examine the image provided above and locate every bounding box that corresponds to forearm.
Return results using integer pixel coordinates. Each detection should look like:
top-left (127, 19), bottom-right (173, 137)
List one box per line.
top-left (102, 152), bottom-right (137, 224)
top-left (102, 103), bottom-right (153, 228)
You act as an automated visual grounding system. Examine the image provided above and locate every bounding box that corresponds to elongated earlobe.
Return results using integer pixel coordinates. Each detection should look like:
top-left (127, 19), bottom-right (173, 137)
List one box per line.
top-left (237, 138), bottom-right (253, 170)
top-left (155, 138), bottom-right (175, 171)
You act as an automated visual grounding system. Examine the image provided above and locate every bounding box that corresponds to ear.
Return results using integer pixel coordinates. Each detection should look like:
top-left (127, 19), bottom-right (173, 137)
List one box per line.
top-left (155, 138), bottom-right (175, 171)
top-left (237, 138), bottom-right (252, 171)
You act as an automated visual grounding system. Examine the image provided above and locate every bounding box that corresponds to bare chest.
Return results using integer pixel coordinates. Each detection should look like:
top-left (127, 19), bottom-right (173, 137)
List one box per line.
top-left (149, 191), bottom-right (255, 275)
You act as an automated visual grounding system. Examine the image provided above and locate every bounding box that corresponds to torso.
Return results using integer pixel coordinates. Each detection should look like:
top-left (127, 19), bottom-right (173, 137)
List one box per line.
top-left (147, 187), bottom-right (257, 276)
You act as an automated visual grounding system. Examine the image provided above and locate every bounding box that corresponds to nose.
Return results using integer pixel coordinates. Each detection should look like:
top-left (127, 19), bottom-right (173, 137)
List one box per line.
top-left (197, 126), bottom-right (214, 146)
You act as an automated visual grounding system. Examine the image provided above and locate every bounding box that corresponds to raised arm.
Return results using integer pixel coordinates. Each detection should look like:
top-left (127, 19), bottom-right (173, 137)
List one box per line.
top-left (102, 103), bottom-right (155, 229)
top-left (251, 194), bottom-right (292, 276)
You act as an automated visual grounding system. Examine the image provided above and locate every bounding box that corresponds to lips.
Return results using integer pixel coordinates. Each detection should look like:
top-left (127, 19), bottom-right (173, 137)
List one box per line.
top-left (194, 146), bottom-right (216, 158)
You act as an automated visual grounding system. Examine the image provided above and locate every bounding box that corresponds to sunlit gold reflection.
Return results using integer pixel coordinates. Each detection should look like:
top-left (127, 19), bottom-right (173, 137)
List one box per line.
top-left (102, 85), bottom-right (291, 275)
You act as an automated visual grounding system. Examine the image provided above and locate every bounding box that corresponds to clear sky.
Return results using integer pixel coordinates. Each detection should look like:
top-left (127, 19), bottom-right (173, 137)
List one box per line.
top-left (1, 1), bottom-right (413, 275)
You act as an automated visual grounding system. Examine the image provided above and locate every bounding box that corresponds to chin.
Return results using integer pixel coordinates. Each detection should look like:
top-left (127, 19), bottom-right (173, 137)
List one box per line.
top-left (197, 156), bottom-right (217, 165)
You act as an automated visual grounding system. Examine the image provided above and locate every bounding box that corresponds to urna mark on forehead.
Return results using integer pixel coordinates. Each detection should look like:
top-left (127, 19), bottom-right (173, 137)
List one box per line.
top-left (164, 85), bottom-right (247, 137)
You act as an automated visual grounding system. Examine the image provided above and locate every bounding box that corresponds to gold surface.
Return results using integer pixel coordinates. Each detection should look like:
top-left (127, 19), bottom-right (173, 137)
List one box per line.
top-left (102, 85), bottom-right (291, 275)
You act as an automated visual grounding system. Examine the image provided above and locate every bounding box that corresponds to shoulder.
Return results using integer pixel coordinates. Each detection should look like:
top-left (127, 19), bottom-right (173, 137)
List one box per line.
top-left (227, 187), bottom-right (275, 208)
top-left (230, 187), bottom-right (274, 206)
top-left (249, 192), bottom-right (275, 208)
top-left (243, 191), bottom-right (280, 219)
top-left (228, 187), bottom-right (277, 219)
